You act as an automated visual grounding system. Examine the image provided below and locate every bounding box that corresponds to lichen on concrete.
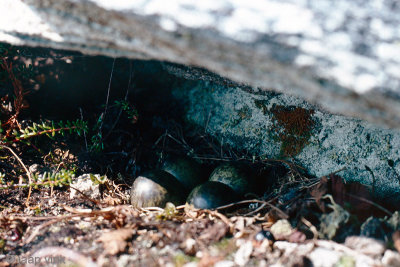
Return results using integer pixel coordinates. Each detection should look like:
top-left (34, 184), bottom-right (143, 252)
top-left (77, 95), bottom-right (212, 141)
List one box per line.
top-left (171, 78), bottom-right (400, 202)
top-left (270, 105), bottom-right (316, 157)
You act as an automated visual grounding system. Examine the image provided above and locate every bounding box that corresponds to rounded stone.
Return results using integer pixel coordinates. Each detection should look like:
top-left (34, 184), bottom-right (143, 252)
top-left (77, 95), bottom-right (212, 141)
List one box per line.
top-left (130, 170), bottom-right (186, 208)
top-left (186, 181), bottom-right (239, 209)
top-left (208, 163), bottom-right (253, 196)
top-left (161, 155), bottom-right (205, 191)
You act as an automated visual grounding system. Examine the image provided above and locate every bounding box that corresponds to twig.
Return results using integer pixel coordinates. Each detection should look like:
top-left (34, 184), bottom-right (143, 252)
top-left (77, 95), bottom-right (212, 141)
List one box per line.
top-left (243, 202), bottom-right (267, 216)
top-left (192, 156), bottom-right (233, 162)
top-left (0, 144), bottom-right (32, 206)
top-left (99, 58), bottom-right (116, 132)
top-left (103, 62), bottom-right (133, 141)
top-left (205, 209), bottom-right (233, 229)
top-left (79, 107), bottom-right (88, 152)
top-left (204, 110), bottom-right (212, 133)
top-left (301, 217), bottom-right (318, 239)
top-left (69, 186), bottom-right (102, 207)
top-left (345, 192), bottom-right (392, 216)
top-left (23, 215), bottom-right (76, 245)
top-left (216, 199), bottom-right (288, 219)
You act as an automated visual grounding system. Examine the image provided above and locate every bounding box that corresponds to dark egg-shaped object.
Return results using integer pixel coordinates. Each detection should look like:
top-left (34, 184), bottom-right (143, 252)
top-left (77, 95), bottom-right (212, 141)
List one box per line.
top-left (186, 181), bottom-right (239, 209)
top-left (130, 170), bottom-right (186, 208)
top-left (161, 155), bottom-right (205, 191)
top-left (208, 163), bottom-right (252, 196)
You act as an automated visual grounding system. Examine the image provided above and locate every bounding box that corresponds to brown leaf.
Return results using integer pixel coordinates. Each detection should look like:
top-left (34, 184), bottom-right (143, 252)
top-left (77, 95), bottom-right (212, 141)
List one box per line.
top-left (330, 175), bottom-right (346, 205)
top-left (103, 195), bottom-right (123, 206)
top-left (310, 176), bottom-right (328, 212)
top-left (343, 183), bottom-right (372, 211)
top-left (97, 228), bottom-right (135, 255)
top-left (330, 175), bottom-right (372, 216)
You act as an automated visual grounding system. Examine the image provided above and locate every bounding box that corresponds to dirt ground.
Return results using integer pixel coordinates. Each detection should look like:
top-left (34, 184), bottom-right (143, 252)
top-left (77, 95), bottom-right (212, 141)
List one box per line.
top-left (1, 44), bottom-right (400, 267)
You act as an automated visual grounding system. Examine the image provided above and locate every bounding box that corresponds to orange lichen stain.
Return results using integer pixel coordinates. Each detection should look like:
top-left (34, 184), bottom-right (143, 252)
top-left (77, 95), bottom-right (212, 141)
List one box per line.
top-left (270, 105), bottom-right (315, 157)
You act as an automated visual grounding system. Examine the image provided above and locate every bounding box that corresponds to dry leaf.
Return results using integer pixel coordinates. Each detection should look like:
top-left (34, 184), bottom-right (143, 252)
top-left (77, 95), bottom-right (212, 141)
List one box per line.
top-left (103, 195), bottom-right (123, 206)
top-left (310, 176), bottom-right (328, 212)
top-left (63, 205), bottom-right (92, 214)
top-left (330, 175), bottom-right (372, 219)
top-left (97, 228), bottom-right (135, 255)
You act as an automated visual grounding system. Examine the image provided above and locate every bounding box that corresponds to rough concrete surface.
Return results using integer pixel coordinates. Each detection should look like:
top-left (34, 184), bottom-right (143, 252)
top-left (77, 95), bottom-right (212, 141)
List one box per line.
top-left (169, 74), bottom-right (400, 202)
top-left (0, 0), bottom-right (400, 127)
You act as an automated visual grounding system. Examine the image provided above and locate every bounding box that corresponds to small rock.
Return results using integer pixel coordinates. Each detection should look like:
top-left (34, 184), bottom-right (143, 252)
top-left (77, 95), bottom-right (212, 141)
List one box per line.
top-left (270, 219), bottom-right (293, 240)
top-left (234, 241), bottom-right (253, 266)
top-left (308, 247), bottom-right (342, 267)
top-left (214, 260), bottom-right (235, 267)
top-left (344, 236), bottom-right (385, 257)
top-left (288, 230), bottom-right (306, 243)
top-left (70, 174), bottom-right (101, 199)
top-left (273, 241), bottom-right (314, 266)
top-left (393, 231), bottom-right (400, 253)
top-left (388, 212), bottom-right (400, 231)
top-left (360, 217), bottom-right (391, 241)
top-left (181, 238), bottom-right (196, 256)
top-left (381, 250), bottom-right (400, 266)
top-left (183, 262), bottom-right (198, 267)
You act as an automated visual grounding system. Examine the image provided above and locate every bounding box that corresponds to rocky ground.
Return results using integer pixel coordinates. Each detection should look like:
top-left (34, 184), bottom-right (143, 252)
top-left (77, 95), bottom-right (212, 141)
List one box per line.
top-left (1, 44), bottom-right (400, 267)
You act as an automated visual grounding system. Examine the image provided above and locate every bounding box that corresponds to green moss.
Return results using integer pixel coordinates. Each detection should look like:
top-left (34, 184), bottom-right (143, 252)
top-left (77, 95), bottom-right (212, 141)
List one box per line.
top-left (211, 238), bottom-right (237, 258)
top-left (336, 255), bottom-right (355, 267)
top-left (213, 238), bottom-right (233, 250)
top-left (173, 253), bottom-right (197, 267)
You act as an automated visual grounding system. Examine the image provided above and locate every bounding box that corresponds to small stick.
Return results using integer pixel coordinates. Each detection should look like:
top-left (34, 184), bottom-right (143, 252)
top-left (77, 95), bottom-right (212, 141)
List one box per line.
top-left (69, 186), bottom-right (102, 207)
top-left (216, 199), bottom-right (288, 218)
top-left (99, 58), bottom-right (116, 132)
top-left (0, 144), bottom-right (32, 206)
top-left (301, 217), bottom-right (318, 239)
top-left (23, 215), bottom-right (76, 245)
top-left (79, 107), bottom-right (88, 152)
top-left (243, 202), bottom-right (267, 216)
top-left (103, 62), bottom-right (133, 141)
top-left (345, 192), bottom-right (392, 216)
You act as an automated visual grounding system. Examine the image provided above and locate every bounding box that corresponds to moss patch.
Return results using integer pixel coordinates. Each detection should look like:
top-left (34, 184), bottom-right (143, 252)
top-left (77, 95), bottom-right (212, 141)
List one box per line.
top-left (237, 106), bottom-right (252, 120)
top-left (254, 99), bottom-right (268, 115)
top-left (231, 105), bottom-right (252, 127)
top-left (270, 105), bottom-right (315, 157)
